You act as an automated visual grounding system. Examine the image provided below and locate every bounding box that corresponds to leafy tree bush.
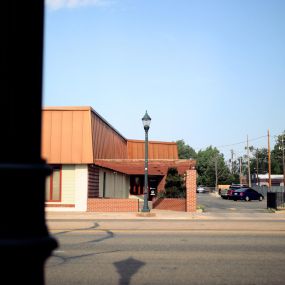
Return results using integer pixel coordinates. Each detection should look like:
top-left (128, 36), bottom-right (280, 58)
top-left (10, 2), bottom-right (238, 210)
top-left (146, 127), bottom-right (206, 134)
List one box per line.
top-left (176, 139), bottom-right (197, 159)
top-left (159, 167), bottom-right (186, 198)
top-left (196, 146), bottom-right (231, 187)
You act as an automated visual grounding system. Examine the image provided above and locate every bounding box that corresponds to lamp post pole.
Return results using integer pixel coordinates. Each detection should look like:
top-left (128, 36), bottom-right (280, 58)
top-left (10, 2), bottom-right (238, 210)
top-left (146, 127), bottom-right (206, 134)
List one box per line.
top-left (142, 111), bottom-right (151, 212)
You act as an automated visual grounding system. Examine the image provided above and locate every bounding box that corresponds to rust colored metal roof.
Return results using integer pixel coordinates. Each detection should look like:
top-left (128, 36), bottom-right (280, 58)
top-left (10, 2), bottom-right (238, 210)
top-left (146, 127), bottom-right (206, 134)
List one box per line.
top-left (42, 107), bottom-right (94, 164)
top-left (94, 159), bottom-right (195, 175)
top-left (42, 107), bottom-right (128, 164)
top-left (42, 106), bottom-right (181, 165)
top-left (127, 140), bottom-right (178, 159)
top-left (90, 110), bottom-right (128, 159)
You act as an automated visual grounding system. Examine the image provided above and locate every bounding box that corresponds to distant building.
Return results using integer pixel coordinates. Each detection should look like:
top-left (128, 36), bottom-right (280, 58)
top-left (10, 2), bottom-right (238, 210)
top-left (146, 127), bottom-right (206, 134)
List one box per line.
top-left (254, 174), bottom-right (284, 186)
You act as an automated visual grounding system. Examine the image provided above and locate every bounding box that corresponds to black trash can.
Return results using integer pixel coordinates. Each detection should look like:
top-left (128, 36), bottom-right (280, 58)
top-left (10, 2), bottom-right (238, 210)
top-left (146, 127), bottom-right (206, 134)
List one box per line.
top-left (267, 192), bottom-right (277, 209)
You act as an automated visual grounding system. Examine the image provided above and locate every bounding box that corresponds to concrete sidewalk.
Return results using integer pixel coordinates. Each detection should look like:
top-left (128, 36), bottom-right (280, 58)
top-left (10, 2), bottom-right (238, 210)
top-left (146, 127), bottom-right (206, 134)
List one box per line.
top-left (46, 208), bottom-right (285, 221)
top-left (46, 213), bottom-right (285, 233)
top-left (46, 209), bottom-right (285, 233)
top-left (46, 209), bottom-right (203, 221)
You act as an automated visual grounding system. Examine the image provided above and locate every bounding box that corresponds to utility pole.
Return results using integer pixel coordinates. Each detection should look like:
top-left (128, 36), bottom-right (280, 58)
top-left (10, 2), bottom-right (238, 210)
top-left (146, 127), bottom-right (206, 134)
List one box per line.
top-left (256, 148), bottom-right (259, 186)
top-left (268, 129), bottom-right (272, 189)
top-left (239, 157), bottom-right (242, 185)
top-left (281, 134), bottom-right (285, 189)
top-left (215, 156), bottom-right (218, 191)
top-left (230, 149), bottom-right (234, 173)
top-left (247, 135), bottom-right (251, 187)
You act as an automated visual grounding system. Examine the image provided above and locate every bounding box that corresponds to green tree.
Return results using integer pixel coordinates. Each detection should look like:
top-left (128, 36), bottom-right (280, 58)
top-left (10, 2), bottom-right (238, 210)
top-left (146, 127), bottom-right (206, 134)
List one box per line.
top-left (161, 167), bottom-right (186, 198)
top-left (271, 132), bottom-right (285, 174)
top-left (249, 148), bottom-right (270, 175)
top-left (176, 139), bottom-right (197, 159)
top-left (196, 146), bottom-right (232, 187)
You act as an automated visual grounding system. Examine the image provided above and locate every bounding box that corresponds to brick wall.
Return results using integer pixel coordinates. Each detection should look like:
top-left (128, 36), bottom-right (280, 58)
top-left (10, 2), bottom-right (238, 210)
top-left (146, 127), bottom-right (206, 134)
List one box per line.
top-left (157, 175), bottom-right (166, 193)
top-left (186, 169), bottom-right (197, 212)
top-left (152, 198), bottom-right (186, 211)
top-left (87, 198), bottom-right (139, 212)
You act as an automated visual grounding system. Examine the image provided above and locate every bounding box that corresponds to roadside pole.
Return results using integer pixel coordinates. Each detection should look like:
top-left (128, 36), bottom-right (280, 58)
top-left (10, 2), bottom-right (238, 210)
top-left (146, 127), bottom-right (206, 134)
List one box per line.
top-left (239, 157), bottom-right (243, 185)
top-left (281, 135), bottom-right (285, 189)
top-left (247, 135), bottom-right (251, 187)
top-left (268, 129), bottom-right (272, 189)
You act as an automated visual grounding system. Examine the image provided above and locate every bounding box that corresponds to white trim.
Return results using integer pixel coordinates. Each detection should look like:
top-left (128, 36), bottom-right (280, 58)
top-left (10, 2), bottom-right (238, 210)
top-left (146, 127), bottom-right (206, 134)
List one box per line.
top-left (74, 164), bottom-right (88, 211)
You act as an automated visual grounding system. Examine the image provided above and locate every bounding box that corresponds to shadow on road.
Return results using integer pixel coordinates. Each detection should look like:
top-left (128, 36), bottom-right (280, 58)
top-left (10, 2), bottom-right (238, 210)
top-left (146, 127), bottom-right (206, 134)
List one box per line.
top-left (114, 257), bottom-right (145, 285)
top-left (53, 222), bottom-right (100, 236)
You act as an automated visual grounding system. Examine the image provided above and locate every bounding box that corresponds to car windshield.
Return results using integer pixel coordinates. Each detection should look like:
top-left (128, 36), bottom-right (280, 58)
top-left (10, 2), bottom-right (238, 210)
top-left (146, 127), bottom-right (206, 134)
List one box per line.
top-left (229, 186), bottom-right (241, 190)
top-left (234, 189), bottom-right (247, 192)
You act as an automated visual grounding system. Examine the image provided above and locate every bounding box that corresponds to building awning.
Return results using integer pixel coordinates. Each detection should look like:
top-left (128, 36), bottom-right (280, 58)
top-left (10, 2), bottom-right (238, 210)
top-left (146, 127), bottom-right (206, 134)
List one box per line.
top-left (94, 159), bottom-right (195, 175)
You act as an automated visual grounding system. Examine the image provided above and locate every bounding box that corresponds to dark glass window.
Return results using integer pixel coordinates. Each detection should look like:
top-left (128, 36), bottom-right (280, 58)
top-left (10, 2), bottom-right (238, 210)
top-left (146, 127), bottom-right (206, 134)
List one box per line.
top-left (46, 166), bottom-right (61, 201)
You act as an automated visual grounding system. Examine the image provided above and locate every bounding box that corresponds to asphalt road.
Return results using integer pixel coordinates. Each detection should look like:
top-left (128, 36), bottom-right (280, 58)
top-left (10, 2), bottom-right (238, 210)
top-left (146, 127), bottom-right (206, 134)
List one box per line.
top-left (46, 230), bottom-right (285, 285)
top-left (197, 192), bottom-right (267, 213)
top-left (45, 194), bottom-right (283, 284)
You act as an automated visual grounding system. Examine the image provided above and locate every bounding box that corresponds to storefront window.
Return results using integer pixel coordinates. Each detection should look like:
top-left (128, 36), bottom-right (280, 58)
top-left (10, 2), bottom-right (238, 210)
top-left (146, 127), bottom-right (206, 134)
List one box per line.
top-left (45, 166), bottom-right (61, 201)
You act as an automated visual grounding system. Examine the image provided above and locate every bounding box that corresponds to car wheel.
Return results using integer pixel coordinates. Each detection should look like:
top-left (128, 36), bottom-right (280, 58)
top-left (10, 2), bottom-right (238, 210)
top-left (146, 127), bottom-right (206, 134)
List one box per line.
top-left (245, 196), bottom-right (250, 202)
top-left (259, 196), bottom-right (263, 201)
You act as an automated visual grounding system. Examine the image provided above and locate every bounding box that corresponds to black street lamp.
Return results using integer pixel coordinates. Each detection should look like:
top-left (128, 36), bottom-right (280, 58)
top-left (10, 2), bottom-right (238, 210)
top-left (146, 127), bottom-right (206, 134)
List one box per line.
top-left (141, 111), bottom-right (151, 212)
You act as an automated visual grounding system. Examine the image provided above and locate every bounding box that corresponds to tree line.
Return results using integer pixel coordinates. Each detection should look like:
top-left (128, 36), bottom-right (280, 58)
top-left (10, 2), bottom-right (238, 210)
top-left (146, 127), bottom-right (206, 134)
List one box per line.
top-left (176, 134), bottom-right (284, 187)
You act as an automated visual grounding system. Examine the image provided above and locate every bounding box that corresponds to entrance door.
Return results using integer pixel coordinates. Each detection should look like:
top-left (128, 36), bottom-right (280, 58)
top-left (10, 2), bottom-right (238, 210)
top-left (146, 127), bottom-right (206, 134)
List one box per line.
top-left (130, 175), bottom-right (144, 195)
top-left (130, 175), bottom-right (164, 198)
top-left (149, 176), bottom-right (164, 200)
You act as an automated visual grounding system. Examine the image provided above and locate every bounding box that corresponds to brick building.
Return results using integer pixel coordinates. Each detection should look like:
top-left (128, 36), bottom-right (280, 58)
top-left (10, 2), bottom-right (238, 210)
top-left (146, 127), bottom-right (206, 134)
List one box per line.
top-left (42, 106), bottom-right (196, 212)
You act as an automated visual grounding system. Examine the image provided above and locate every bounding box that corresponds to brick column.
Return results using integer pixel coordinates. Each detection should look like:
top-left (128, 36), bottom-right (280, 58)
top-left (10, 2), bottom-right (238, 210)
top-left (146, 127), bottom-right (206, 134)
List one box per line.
top-left (157, 175), bottom-right (166, 193)
top-left (186, 169), bottom-right (197, 212)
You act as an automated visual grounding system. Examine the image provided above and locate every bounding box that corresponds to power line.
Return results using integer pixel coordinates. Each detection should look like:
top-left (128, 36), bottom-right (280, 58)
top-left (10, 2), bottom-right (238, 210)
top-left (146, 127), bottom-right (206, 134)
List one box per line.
top-left (216, 135), bottom-right (267, 149)
top-left (192, 132), bottom-right (284, 152)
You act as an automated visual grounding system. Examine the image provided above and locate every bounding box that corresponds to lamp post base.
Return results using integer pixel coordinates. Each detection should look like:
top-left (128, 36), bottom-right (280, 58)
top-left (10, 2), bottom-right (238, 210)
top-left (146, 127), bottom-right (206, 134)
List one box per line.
top-left (141, 208), bottom-right (150, 213)
top-left (137, 212), bottom-right (156, 217)
top-left (141, 196), bottom-right (150, 212)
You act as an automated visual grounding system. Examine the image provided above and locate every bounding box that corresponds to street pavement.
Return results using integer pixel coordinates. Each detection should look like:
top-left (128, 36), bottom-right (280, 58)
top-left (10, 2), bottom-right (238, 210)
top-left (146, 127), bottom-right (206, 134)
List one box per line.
top-left (46, 226), bottom-right (285, 285)
top-left (45, 194), bottom-right (285, 285)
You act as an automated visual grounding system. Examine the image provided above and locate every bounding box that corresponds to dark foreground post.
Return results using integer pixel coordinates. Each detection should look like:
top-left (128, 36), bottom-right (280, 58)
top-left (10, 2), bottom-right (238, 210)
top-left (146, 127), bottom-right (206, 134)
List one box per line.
top-left (0, 1), bottom-right (57, 283)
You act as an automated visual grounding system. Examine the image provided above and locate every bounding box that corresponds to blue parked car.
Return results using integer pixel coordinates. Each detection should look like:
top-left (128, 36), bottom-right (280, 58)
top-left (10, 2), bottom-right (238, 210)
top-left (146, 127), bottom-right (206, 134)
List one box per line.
top-left (232, 188), bottom-right (264, 202)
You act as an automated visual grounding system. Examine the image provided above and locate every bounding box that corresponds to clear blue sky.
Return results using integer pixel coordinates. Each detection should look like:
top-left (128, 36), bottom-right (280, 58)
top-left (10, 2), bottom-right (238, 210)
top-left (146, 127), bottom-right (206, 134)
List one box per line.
top-left (44, 0), bottom-right (285, 159)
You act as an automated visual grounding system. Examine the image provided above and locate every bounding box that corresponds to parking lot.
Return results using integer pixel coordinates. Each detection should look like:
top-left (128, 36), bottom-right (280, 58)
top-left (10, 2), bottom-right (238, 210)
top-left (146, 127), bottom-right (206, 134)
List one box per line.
top-left (197, 192), bottom-right (268, 213)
